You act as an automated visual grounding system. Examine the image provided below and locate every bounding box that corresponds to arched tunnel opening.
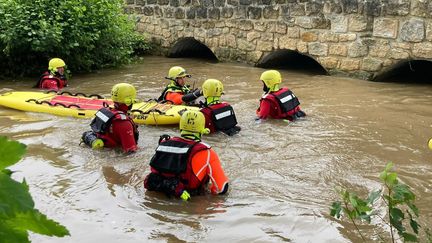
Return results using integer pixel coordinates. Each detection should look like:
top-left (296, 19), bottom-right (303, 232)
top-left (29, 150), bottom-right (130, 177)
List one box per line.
top-left (256, 49), bottom-right (328, 75)
top-left (167, 37), bottom-right (218, 61)
top-left (373, 60), bottom-right (432, 84)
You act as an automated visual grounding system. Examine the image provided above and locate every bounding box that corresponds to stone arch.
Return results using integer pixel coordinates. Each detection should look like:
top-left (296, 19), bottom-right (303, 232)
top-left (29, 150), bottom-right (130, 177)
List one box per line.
top-left (255, 49), bottom-right (328, 75)
top-left (167, 37), bottom-right (218, 61)
top-left (373, 60), bottom-right (432, 83)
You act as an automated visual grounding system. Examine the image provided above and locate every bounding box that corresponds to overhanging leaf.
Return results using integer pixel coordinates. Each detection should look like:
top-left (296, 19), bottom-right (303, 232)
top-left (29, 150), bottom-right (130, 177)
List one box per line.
top-left (0, 173), bottom-right (35, 215)
top-left (0, 136), bottom-right (27, 170)
top-left (8, 210), bottom-right (69, 237)
top-left (0, 220), bottom-right (30, 243)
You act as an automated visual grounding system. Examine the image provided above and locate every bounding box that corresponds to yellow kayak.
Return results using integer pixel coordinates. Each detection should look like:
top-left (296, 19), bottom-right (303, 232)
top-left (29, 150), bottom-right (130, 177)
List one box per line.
top-left (0, 91), bottom-right (199, 125)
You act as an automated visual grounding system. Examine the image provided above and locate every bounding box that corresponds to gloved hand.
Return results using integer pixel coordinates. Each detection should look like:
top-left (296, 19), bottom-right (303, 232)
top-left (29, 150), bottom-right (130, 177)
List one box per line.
top-left (180, 190), bottom-right (191, 201)
top-left (182, 89), bottom-right (202, 102)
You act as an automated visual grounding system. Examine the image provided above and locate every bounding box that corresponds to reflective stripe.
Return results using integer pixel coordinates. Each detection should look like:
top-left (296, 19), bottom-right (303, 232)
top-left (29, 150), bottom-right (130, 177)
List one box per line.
top-left (95, 111), bottom-right (110, 122)
top-left (214, 110), bottom-right (232, 120)
top-left (119, 114), bottom-right (127, 120)
top-left (280, 94), bottom-right (293, 103)
top-left (156, 145), bottom-right (189, 154)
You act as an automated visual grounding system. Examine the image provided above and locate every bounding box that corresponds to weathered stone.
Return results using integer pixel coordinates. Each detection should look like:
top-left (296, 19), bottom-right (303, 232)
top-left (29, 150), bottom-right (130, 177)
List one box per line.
top-left (319, 32), bottom-right (339, 42)
top-left (323, 2), bottom-right (342, 14)
top-left (340, 59), bottom-right (360, 71)
top-left (239, 0), bottom-right (251, 4)
top-left (301, 31), bottom-right (318, 42)
top-left (311, 16), bottom-right (330, 29)
top-left (392, 42), bottom-right (411, 50)
top-left (179, 0), bottom-right (190, 5)
top-left (237, 39), bottom-right (256, 51)
top-left (383, 59), bottom-right (394, 67)
top-left (289, 3), bottom-right (305, 16)
top-left (247, 51), bottom-right (263, 63)
top-left (276, 22), bottom-right (287, 34)
top-left (297, 41), bottom-right (308, 53)
top-left (308, 42), bottom-right (328, 56)
top-left (411, 1), bottom-right (429, 17)
top-left (254, 22), bottom-right (266, 32)
top-left (214, 0), bottom-right (225, 7)
top-left (230, 50), bottom-right (247, 61)
top-left (248, 7), bottom-right (262, 19)
top-left (348, 42), bottom-right (368, 57)
top-left (196, 7), bottom-right (207, 18)
top-left (257, 40), bottom-right (273, 51)
top-left (227, 0), bottom-right (238, 6)
top-left (384, 0), bottom-right (410, 16)
top-left (263, 6), bottom-right (279, 19)
top-left (305, 1), bottom-right (322, 16)
top-left (342, 0), bottom-right (358, 13)
top-left (238, 20), bottom-right (253, 30)
top-left (247, 31), bottom-right (261, 42)
top-left (208, 8), bottom-right (220, 19)
top-left (400, 19), bottom-right (425, 42)
top-left (226, 34), bottom-right (237, 48)
top-left (330, 15), bottom-right (348, 33)
top-left (207, 28), bottom-right (222, 37)
top-left (389, 49), bottom-right (409, 59)
top-left (174, 8), bottom-right (185, 19)
top-left (201, 0), bottom-right (214, 7)
top-left (339, 33), bottom-right (357, 42)
top-left (143, 6), bottom-right (154, 16)
top-left (413, 42), bottom-right (432, 58)
top-left (427, 21), bottom-right (432, 41)
top-left (361, 57), bottom-right (383, 71)
top-left (278, 36), bottom-right (297, 50)
top-left (329, 44), bottom-right (347, 56)
top-left (170, 0), bottom-right (179, 7)
top-left (221, 8), bottom-right (234, 18)
top-left (134, 6), bottom-right (143, 14)
top-left (373, 18), bottom-right (398, 38)
top-left (296, 17), bottom-right (314, 29)
top-left (186, 8), bottom-right (195, 19)
top-left (261, 32), bottom-right (273, 41)
top-left (136, 0), bottom-right (145, 5)
top-left (364, 0), bottom-right (381, 16)
top-left (348, 15), bottom-right (369, 31)
top-left (158, 0), bottom-right (169, 5)
top-left (287, 27), bottom-right (300, 38)
top-left (234, 6), bottom-right (247, 19)
top-left (318, 57), bottom-right (339, 69)
top-left (125, 0), bottom-right (134, 4)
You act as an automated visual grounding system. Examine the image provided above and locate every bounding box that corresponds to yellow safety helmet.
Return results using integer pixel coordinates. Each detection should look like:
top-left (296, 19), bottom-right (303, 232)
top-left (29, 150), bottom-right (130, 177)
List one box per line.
top-left (111, 83), bottom-right (137, 105)
top-left (260, 70), bottom-right (282, 89)
top-left (179, 110), bottom-right (209, 135)
top-left (428, 138), bottom-right (432, 150)
top-left (202, 79), bottom-right (224, 98)
top-left (167, 66), bottom-right (191, 80)
top-left (48, 58), bottom-right (66, 73)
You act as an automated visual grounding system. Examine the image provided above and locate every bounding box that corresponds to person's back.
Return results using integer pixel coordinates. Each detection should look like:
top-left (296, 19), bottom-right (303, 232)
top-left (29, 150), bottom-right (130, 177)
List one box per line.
top-left (81, 83), bottom-right (139, 154)
top-left (35, 58), bottom-right (68, 91)
top-left (200, 79), bottom-right (240, 136)
top-left (158, 66), bottom-right (202, 105)
top-left (144, 110), bottom-right (229, 200)
top-left (257, 70), bottom-right (306, 121)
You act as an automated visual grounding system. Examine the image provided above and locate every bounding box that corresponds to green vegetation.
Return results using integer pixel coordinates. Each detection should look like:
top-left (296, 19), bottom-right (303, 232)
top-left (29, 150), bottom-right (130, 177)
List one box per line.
top-left (0, 0), bottom-right (150, 77)
top-left (0, 136), bottom-right (69, 242)
top-left (330, 162), bottom-right (432, 242)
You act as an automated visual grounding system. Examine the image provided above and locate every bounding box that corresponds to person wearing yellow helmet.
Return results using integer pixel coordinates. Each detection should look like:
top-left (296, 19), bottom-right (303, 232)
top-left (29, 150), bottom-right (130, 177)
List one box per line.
top-left (157, 66), bottom-right (202, 105)
top-left (81, 83), bottom-right (139, 154)
top-left (35, 58), bottom-right (68, 91)
top-left (256, 70), bottom-right (306, 121)
top-left (200, 79), bottom-right (241, 136)
top-left (144, 110), bottom-right (229, 200)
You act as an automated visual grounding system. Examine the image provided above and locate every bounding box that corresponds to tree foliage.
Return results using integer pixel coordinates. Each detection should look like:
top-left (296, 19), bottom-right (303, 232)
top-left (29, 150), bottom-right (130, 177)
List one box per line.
top-left (0, 136), bottom-right (70, 243)
top-left (0, 0), bottom-right (150, 77)
top-left (330, 162), bottom-right (431, 242)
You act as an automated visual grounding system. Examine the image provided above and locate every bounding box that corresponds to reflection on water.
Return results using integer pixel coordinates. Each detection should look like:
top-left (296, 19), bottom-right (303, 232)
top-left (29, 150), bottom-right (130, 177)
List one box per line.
top-left (1, 56), bottom-right (431, 242)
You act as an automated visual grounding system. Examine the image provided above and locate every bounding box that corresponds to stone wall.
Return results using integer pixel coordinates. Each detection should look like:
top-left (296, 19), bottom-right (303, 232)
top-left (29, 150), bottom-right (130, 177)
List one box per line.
top-left (125, 0), bottom-right (432, 80)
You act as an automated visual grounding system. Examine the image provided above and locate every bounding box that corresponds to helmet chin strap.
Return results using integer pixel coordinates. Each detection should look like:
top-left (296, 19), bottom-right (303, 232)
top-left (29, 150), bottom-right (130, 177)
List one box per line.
top-left (206, 97), bottom-right (220, 106)
top-left (180, 130), bottom-right (201, 141)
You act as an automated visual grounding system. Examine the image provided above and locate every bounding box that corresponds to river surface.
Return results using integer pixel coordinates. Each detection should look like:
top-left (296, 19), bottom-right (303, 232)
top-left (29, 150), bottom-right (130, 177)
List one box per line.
top-left (1, 56), bottom-right (431, 242)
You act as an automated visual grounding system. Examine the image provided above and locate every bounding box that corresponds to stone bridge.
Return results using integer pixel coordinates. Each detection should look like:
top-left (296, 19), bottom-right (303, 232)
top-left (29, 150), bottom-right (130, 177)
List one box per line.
top-left (125, 0), bottom-right (432, 81)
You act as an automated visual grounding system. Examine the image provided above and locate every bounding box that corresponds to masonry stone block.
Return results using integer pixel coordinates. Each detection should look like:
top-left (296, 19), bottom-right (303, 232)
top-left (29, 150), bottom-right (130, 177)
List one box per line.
top-left (348, 15), bottom-right (369, 31)
top-left (263, 6), bottom-right (279, 19)
top-left (238, 39), bottom-right (256, 51)
top-left (247, 31), bottom-right (261, 42)
top-left (248, 7), bottom-right (262, 19)
top-left (389, 49), bottom-right (409, 60)
top-left (413, 42), bottom-right (432, 58)
top-left (143, 7), bottom-right (154, 16)
top-left (339, 33), bottom-right (356, 42)
top-left (254, 22), bottom-right (266, 32)
top-left (308, 42), bottom-right (328, 56)
top-left (348, 42), bottom-right (368, 57)
top-left (208, 8), bottom-right (220, 19)
top-left (361, 57), bottom-right (383, 71)
top-left (247, 51), bottom-right (263, 63)
top-left (340, 59), bottom-right (360, 71)
top-left (196, 7), bottom-right (207, 18)
top-left (278, 36), bottom-right (297, 50)
top-left (297, 41), bottom-right (308, 53)
top-left (384, 0), bottom-right (410, 16)
top-left (287, 27), bottom-right (300, 38)
top-left (289, 3), bottom-right (305, 16)
top-left (239, 0), bottom-right (251, 5)
top-left (363, 0), bottom-right (381, 16)
top-left (227, 0), bottom-right (238, 6)
top-left (221, 8), bottom-right (234, 18)
top-left (427, 22), bottom-right (432, 41)
top-left (238, 20), bottom-right (254, 30)
top-left (319, 32), bottom-right (339, 42)
top-left (400, 19), bottom-right (425, 42)
top-left (301, 31), bottom-right (318, 42)
top-left (276, 22), bottom-right (287, 34)
top-left (296, 16), bottom-right (314, 29)
top-left (373, 18), bottom-right (398, 38)
top-left (329, 44), bottom-right (347, 56)
top-left (330, 15), bottom-right (348, 33)
top-left (174, 8), bottom-right (185, 19)
top-left (257, 40), bottom-right (273, 51)
top-left (136, 0), bottom-right (145, 5)
top-left (305, 2), bottom-right (322, 16)
top-left (318, 57), bottom-right (339, 69)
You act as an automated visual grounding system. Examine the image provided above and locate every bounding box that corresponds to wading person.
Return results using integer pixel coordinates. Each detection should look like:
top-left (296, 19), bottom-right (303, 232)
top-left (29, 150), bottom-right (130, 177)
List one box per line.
top-left (144, 110), bottom-right (229, 201)
top-left (256, 70), bottom-right (306, 121)
top-left (157, 66), bottom-right (202, 105)
top-left (200, 79), bottom-right (241, 136)
top-left (35, 58), bottom-right (68, 90)
top-left (81, 83), bottom-right (139, 154)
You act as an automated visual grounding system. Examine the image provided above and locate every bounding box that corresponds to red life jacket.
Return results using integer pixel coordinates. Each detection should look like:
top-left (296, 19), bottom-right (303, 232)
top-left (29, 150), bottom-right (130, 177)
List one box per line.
top-left (260, 87), bottom-right (301, 118)
top-left (90, 107), bottom-right (139, 147)
top-left (35, 71), bottom-right (68, 90)
top-left (200, 102), bottom-right (238, 133)
top-left (147, 137), bottom-right (211, 194)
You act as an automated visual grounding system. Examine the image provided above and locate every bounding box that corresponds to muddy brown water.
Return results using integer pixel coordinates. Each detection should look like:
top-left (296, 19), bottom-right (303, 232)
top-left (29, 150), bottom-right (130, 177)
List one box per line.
top-left (0, 56), bottom-right (431, 242)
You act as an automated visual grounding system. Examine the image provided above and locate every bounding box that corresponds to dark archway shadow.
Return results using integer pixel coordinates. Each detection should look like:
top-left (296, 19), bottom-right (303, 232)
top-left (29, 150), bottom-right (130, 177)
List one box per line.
top-left (168, 37), bottom-right (218, 62)
top-left (373, 60), bottom-right (432, 84)
top-left (256, 49), bottom-right (328, 75)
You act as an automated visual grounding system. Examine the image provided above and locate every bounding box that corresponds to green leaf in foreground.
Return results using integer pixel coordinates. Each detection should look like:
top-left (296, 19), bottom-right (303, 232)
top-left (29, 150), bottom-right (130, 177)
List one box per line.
top-left (0, 136), bottom-right (26, 170)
